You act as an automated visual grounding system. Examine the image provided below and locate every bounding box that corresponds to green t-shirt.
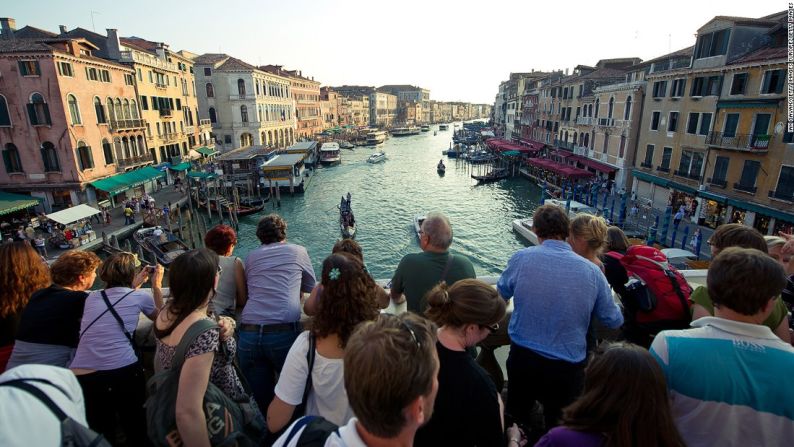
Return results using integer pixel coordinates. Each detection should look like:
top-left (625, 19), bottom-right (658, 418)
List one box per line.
top-left (689, 285), bottom-right (788, 331)
top-left (391, 251), bottom-right (476, 314)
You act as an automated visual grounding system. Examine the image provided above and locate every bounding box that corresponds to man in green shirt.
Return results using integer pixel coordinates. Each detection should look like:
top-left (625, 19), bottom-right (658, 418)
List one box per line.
top-left (390, 212), bottom-right (476, 313)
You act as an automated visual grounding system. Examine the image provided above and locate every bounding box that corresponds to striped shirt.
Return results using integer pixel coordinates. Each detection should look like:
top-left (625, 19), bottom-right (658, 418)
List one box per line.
top-left (651, 317), bottom-right (794, 447)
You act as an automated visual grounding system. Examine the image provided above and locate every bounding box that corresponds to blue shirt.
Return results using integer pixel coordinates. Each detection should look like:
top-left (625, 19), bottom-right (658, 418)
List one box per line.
top-left (243, 242), bottom-right (316, 325)
top-left (497, 239), bottom-right (623, 363)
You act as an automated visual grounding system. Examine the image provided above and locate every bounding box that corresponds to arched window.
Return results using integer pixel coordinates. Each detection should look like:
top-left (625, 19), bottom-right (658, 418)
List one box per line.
top-left (137, 136), bottom-right (146, 156)
top-left (208, 107), bottom-right (217, 123)
top-left (41, 141), bottom-right (60, 172)
top-left (237, 79), bottom-right (246, 96)
top-left (583, 133), bottom-right (589, 148)
top-left (114, 137), bottom-right (123, 161)
top-left (256, 81), bottom-right (260, 96)
top-left (240, 105), bottom-right (248, 123)
top-left (130, 100), bottom-right (139, 120)
top-left (114, 99), bottom-right (123, 123)
top-left (206, 83), bottom-right (214, 98)
top-left (28, 93), bottom-right (51, 125)
top-left (122, 137), bottom-right (131, 158)
top-left (607, 97), bottom-right (614, 119)
top-left (2, 143), bottom-right (23, 173)
top-left (594, 99), bottom-right (600, 118)
top-left (0, 95), bottom-right (12, 126)
top-left (624, 96), bottom-right (632, 120)
top-left (106, 98), bottom-right (116, 122)
top-left (130, 137), bottom-right (138, 156)
top-left (76, 140), bottom-right (94, 170)
top-left (101, 138), bottom-right (113, 164)
top-left (573, 133), bottom-right (578, 145)
top-left (123, 99), bottom-right (132, 119)
top-left (93, 97), bottom-right (106, 124)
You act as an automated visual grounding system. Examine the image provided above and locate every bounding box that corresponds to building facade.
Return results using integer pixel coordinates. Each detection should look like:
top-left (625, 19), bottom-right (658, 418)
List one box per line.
top-left (369, 92), bottom-right (397, 128)
top-left (262, 66), bottom-right (321, 140)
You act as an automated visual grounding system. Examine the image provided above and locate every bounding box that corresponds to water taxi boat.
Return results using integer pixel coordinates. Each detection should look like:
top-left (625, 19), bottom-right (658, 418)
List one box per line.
top-left (439, 124), bottom-right (449, 131)
top-left (339, 140), bottom-right (355, 150)
top-left (391, 127), bottom-right (421, 137)
top-left (413, 214), bottom-right (426, 240)
top-left (512, 199), bottom-right (599, 245)
top-left (366, 130), bottom-right (387, 146)
top-left (421, 125), bottom-right (430, 132)
top-left (319, 142), bottom-right (342, 165)
top-left (367, 151), bottom-right (387, 163)
top-left (261, 153), bottom-right (307, 192)
top-left (133, 227), bottom-right (190, 266)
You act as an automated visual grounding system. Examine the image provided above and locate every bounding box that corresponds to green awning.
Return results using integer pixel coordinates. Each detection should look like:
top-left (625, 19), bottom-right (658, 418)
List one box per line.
top-left (196, 146), bottom-right (218, 157)
top-left (0, 190), bottom-right (42, 216)
top-left (502, 151), bottom-right (522, 156)
top-left (727, 198), bottom-right (794, 223)
top-left (90, 167), bottom-right (165, 195)
top-left (698, 190), bottom-right (728, 204)
top-left (716, 99), bottom-right (781, 109)
top-left (631, 169), bottom-right (670, 187)
top-left (169, 162), bottom-right (192, 171)
top-left (187, 172), bottom-right (217, 180)
top-left (668, 180), bottom-right (698, 195)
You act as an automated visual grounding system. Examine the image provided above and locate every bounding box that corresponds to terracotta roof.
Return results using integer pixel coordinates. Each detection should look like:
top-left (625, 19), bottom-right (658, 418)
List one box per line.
top-left (218, 56), bottom-right (257, 71)
top-left (729, 45), bottom-right (787, 65)
top-left (193, 53), bottom-right (230, 65)
top-left (0, 39), bottom-right (51, 53)
top-left (577, 67), bottom-right (627, 80)
top-left (632, 46), bottom-right (693, 70)
top-left (13, 25), bottom-right (58, 39)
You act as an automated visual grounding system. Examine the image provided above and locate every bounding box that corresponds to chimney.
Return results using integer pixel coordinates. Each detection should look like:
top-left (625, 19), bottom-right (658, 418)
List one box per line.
top-left (0, 18), bottom-right (16, 40)
top-left (155, 42), bottom-right (166, 60)
top-left (565, 68), bottom-right (569, 75)
top-left (59, 25), bottom-right (67, 34)
top-left (106, 28), bottom-right (121, 60)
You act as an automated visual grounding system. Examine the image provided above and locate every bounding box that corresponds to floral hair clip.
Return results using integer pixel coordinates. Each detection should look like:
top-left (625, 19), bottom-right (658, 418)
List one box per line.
top-left (328, 267), bottom-right (341, 280)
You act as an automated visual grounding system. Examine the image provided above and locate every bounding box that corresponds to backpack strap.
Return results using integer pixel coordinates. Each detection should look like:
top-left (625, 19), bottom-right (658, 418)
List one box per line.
top-left (439, 254), bottom-right (455, 283)
top-left (0, 380), bottom-right (69, 421)
top-left (604, 251), bottom-right (623, 261)
top-left (302, 332), bottom-right (317, 408)
top-left (297, 416), bottom-right (339, 446)
top-left (171, 319), bottom-right (220, 371)
top-left (100, 290), bottom-right (136, 348)
top-left (79, 289), bottom-right (135, 341)
top-left (283, 415), bottom-right (317, 446)
top-left (635, 255), bottom-right (691, 321)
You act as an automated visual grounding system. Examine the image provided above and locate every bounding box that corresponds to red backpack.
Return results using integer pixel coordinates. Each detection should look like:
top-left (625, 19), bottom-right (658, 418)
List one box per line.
top-left (606, 245), bottom-right (692, 326)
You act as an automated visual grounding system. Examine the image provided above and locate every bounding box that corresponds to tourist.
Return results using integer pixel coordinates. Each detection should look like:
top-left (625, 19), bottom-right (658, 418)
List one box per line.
top-left (0, 242), bottom-right (51, 372)
top-left (391, 212), bottom-right (476, 313)
top-left (304, 239), bottom-right (389, 315)
top-left (152, 249), bottom-right (261, 445)
top-left (673, 205), bottom-right (685, 227)
top-left (24, 224), bottom-right (35, 241)
top-left (70, 252), bottom-right (163, 445)
top-left (273, 313), bottom-right (439, 447)
top-left (33, 234), bottom-right (46, 257)
top-left (123, 204), bottom-right (134, 225)
top-left (651, 248), bottom-right (794, 446)
top-left (204, 225), bottom-right (247, 318)
top-left (602, 226), bottom-right (630, 297)
top-left (0, 364), bottom-right (99, 446)
top-left (414, 279), bottom-right (506, 446)
top-left (690, 224), bottom-right (790, 343)
top-left (766, 235), bottom-right (794, 335)
top-left (267, 252), bottom-right (381, 434)
top-left (535, 342), bottom-right (685, 447)
top-left (497, 204), bottom-right (623, 440)
top-left (240, 214), bottom-right (316, 410)
top-left (568, 214), bottom-right (608, 271)
top-left (7, 251), bottom-right (101, 369)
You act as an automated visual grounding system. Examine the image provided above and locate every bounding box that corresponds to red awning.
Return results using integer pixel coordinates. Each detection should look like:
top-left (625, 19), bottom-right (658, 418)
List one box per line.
top-left (569, 155), bottom-right (619, 173)
top-left (525, 158), bottom-right (594, 179)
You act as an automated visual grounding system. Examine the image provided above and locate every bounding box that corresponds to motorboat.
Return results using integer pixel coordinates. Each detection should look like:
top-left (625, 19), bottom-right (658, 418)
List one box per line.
top-left (133, 226), bottom-right (190, 266)
top-left (366, 130), bottom-right (387, 146)
top-left (319, 142), bottom-right (342, 165)
top-left (340, 193), bottom-right (356, 239)
top-left (391, 127), bottom-right (421, 137)
top-left (439, 124), bottom-right (449, 131)
top-left (367, 151), bottom-right (387, 163)
top-left (512, 199), bottom-right (600, 245)
top-left (413, 214), bottom-right (426, 240)
top-left (421, 125), bottom-right (430, 132)
top-left (339, 140), bottom-right (355, 150)
top-left (472, 168), bottom-right (509, 183)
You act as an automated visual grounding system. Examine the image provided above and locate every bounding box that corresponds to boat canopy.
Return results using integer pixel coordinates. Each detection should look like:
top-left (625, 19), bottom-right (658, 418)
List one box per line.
top-left (47, 204), bottom-right (101, 225)
top-left (0, 190), bottom-right (42, 216)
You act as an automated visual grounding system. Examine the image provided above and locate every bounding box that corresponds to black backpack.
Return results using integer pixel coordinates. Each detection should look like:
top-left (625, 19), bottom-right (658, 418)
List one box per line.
top-left (145, 319), bottom-right (265, 446)
top-left (281, 415), bottom-right (338, 447)
top-left (0, 378), bottom-right (112, 447)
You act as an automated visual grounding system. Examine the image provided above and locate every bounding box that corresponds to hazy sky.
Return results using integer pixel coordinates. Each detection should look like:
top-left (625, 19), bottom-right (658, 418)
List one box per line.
top-left (5, 0), bottom-right (782, 104)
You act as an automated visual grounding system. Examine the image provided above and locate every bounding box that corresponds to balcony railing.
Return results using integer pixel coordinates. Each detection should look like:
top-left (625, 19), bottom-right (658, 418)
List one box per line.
top-left (116, 153), bottom-right (154, 168)
top-left (159, 108), bottom-right (173, 118)
top-left (706, 132), bottom-right (770, 152)
top-left (576, 117), bottom-right (595, 126)
top-left (733, 182), bottom-right (757, 194)
top-left (598, 118), bottom-right (615, 127)
top-left (199, 119), bottom-right (212, 127)
top-left (656, 166), bottom-right (670, 173)
top-left (768, 189), bottom-right (794, 202)
top-left (640, 162), bottom-right (653, 169)
top-left (110, 118), bottom-right (146, 130)
top-left (161, 132), bottom-right (182, 143)
top-left (232, 121), bottom-right (260, 129)
top-left (229, 94), bottom-right (255, 101)
top-left (553, 139), bottom-right (575, 150)
top-left (184, 125), bottom-right (195, 135)
top-left (707, 177), bottom-right (728, 189)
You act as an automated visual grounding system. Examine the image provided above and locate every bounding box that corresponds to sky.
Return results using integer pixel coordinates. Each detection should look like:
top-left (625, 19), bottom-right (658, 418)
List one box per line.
top-left (5, 0), bottom-right (783, 104)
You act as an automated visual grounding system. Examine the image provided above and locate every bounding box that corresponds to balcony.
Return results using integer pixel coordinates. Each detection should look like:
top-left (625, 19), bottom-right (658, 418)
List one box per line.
top-left (597, 118), bottom-right (615, 127)
top-left (232, 121), bottom-right (261, 129)
top-left (553, 139), bottom-right (575, 150)
top-left (706, 132), bottom-right (770, 153)
top-left (229, 94), bottom-right (256, 101)
top-left (159, 108), bottom-right (173, 118)
top-left (768, 189), bottom-right (794, 202)
top-left (733, 182), bottom-right (757, 194)
top-left (116, 153), bottom-right (154, 168)
top-left (161, 132), bottom-right (182, 143)
top-left (110, 118), bottom-right (146, 131)
top-left (184, 125), bottom-right (195, 135)
top-left (707, 177), bottom-right (728, 189)
top-left (199, 119), bottom-right (212, 128)
top-left (656, 166), bottom-right (670, 173)
top-left (576, 117), bottom-right (595, 126)
top-left (640, 162), bottom-right (653, 169)
top-left (155, 82), bottom-right (167, 89)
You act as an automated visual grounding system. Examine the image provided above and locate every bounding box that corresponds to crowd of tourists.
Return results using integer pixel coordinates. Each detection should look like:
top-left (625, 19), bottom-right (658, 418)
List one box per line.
top-left (0, 208), bottom-right (793, 446)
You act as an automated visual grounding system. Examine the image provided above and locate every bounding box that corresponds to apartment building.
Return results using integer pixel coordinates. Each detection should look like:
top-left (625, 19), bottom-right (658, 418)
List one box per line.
top-left (319, 87), bottom-right (339, 128)
top-left (194, 55), bottom-right (296, 151)
top-left (369, 91), bottom-right (397, 128)
top-left (262, 65), bottom-right (322, 140)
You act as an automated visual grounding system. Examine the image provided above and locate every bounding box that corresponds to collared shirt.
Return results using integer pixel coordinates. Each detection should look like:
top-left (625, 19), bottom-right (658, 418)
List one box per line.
top-left (651, 317), bottom-right (794, 447)
top-left (243, 242), bottom-right (316, 325)
top-left (497, 239), bottom-right (623, 363)
top-left (273, 417), bottom-right (365, 447)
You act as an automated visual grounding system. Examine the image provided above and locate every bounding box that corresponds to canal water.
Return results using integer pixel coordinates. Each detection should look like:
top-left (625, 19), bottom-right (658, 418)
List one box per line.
top-left (230, 126), bottom-right (544, 280)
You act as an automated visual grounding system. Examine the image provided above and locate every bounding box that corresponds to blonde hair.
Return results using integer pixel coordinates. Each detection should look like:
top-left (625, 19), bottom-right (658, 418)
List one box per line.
top-left (570, 214), bottom-right (608, 254)
top-left (764, 236), bottom-right (786, 250)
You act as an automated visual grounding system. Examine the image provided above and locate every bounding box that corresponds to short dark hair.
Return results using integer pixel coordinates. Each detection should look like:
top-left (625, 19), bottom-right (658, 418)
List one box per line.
top-left (332, 239), bottom-right (363, 262)
top-left (256, 214), bottom-right (287, 244)
top-left (709, 224), bottom-right (766, 254)
top-left (98, 252), bottom-right (138, 288)
top-left (204, 224), bottom-right (237, 255)
top-left (344, 313), bottom-right (438, 438)
top-left (606, 226), bottom-right (630, 252)
top-left (708, 247), bottom-right (787, 316)
top-left (533, 204), bottom-right (570, 240)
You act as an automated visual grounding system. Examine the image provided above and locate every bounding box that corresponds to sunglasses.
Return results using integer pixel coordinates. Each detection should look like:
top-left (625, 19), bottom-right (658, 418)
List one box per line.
top-left (401, 320), bottom-right (421, 349)
top-left (481, 323), bottom-right (500, 333)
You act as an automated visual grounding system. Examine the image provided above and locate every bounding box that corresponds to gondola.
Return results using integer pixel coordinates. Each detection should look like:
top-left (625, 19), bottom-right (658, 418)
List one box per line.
top-left (472, 168), bottom-right (509, 184)
top-left (340, 193), bottom-right (356, 238)
top-left (133, 226), bottom-right (189, 266)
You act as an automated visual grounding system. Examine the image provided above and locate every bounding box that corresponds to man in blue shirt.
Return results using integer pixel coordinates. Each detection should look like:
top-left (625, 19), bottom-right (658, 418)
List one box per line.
top-left (497, 204), bottom-right (623, 438)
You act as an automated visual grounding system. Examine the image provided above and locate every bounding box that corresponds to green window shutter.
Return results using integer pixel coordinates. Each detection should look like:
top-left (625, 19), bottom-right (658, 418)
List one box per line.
top-left (2, 150), bottom-right (11, 172)
top-left (40, 147), bottom-right (49, 171)
top-left (27, 104), bottom-right (38, 125)
top-left (43, 104), bottom-right (51, 125)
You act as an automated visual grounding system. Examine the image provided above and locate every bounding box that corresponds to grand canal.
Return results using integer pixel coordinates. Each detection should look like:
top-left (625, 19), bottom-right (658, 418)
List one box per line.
top-left (229, 127), bottom-right (543, 280)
